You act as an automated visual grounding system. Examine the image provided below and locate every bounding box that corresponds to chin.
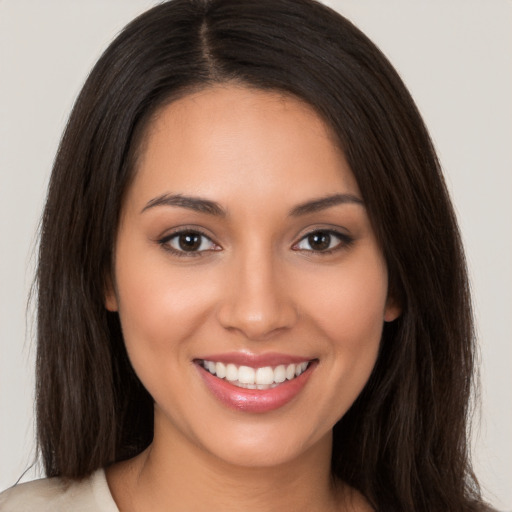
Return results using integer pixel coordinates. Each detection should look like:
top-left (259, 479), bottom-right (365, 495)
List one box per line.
top-left (202, 427), bottom-right (330, 469)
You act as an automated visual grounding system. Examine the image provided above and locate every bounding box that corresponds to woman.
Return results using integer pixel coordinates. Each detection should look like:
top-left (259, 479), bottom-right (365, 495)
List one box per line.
top-left (0, 0), bottom-right (494, 510)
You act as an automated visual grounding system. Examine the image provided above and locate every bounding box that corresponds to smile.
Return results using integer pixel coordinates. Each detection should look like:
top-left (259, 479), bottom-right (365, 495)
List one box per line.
top-left (199, 360), bottom-right (310, 390)
top-left (196, 355), bottom-right (316, 413)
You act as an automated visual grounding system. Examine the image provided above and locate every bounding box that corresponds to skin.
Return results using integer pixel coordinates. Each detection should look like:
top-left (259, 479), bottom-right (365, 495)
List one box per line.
top-left (105, 85), bottom-right (400, 511)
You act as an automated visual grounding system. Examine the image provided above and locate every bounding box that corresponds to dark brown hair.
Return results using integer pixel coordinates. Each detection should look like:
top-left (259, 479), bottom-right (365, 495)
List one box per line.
top-left (36, 1), bottom-right (488, 510)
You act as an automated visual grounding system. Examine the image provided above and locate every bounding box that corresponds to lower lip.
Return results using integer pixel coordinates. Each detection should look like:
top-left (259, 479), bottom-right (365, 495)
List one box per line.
top-left (197, 362), bottom-right (315, 413)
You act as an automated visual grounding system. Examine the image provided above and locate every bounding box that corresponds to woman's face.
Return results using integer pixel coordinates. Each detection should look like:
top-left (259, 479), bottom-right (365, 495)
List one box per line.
top-left (106, 85), bottom-right (399, 468)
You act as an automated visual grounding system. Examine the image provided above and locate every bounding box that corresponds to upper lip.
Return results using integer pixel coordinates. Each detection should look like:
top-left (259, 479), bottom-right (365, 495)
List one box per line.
top-left (195, 351), bottom-right (314, 368)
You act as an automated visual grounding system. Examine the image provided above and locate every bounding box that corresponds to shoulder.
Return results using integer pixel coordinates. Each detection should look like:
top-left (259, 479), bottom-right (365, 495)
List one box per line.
top-left (0, 469), bottom-right (119, 512)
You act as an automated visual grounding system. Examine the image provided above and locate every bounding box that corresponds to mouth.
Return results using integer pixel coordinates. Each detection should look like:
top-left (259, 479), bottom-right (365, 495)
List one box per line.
top-left (198, 359), bottom-right (311, 390)
top-left (194, 355), bottom-right (317, 413)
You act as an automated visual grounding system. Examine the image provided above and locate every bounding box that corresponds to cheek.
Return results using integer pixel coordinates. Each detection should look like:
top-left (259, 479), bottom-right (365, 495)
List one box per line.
top-left (305, 252), bottom-right (389, 349)
top-left (112, 259), bottom-right (223, 410)
top-left (113, 248), bottom-right (220, 363)
top-left (308, 257), bottom-right (388, 417)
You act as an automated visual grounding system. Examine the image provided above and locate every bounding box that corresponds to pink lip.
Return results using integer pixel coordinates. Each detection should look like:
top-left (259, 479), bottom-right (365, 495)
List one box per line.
top-left (195, 351), bottom-right (311, 367)
top-left (196, 358), bottom-right (317, 413)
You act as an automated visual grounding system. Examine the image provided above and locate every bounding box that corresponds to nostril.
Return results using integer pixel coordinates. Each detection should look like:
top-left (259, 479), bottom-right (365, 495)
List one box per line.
top-left (216, 299), bottom-right (298, 341)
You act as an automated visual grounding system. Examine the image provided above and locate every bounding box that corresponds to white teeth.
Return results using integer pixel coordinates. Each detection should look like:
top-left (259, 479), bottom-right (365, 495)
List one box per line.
top-left (215, 362), bottom-right (226, 379)
top-left (274, 365), bottom-right (286, 383)
top-left (201, 360), bottom-right (311, 388)
top-left (226, 363), bottom-right (238, 382)
top-left (255, 366), bottom-right (274, 385)
top-left (295, 362), bottom-right (308, 376)
top-left (238, 365), bottom-right (255, 384)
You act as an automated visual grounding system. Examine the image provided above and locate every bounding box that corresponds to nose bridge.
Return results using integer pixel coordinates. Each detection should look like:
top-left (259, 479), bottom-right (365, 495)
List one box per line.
top-left (217, 243), bottom-right (297, 339)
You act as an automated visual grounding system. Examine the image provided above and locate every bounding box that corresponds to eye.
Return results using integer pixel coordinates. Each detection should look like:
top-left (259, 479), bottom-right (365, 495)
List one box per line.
top-left (159, 230), bottom-right (218, 255)
top-left (293, 230), bottom-right (352, 253)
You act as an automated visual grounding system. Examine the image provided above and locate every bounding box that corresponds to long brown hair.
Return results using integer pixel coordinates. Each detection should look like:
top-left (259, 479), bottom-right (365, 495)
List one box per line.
top-left (36, 1), bottom-right (488, 510)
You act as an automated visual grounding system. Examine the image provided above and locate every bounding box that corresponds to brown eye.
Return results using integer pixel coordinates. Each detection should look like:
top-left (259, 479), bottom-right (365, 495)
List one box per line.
top-left (160, 230), bottom-right (217, 254)
top-left (294, 229), bottom-right (353, 254)
top-left (307, 232), bottom-right (331, 251)
top-left (178, 233), bottom-right (202, 251)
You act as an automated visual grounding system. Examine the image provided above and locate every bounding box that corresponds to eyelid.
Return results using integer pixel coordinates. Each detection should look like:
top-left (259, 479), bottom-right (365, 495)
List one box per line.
top-left (157, 227), bottom-right (221, 256)
top-left (292, 227), bottom-right (354, 254)
top-left (156, 225), bottom-right (353, 257)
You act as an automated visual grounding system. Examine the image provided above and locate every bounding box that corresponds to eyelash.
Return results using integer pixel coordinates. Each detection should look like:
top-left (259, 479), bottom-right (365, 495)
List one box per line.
top-left (157, 229), bottom-right (353, 257)
top-left (292, 229), bottom-right (354, 255)
top-left (158, 229), bottom-right (219, 257)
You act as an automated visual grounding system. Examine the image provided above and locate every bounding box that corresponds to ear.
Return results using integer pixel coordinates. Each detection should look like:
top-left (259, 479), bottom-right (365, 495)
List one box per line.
top-left (104, 275), bottom-right (119, 312)
top-left (384, 295), bottom-right (401, 322)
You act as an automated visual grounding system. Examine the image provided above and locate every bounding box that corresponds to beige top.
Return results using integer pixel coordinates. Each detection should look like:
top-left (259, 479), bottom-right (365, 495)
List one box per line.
top-left (0, 469), bottom-right (119, 512)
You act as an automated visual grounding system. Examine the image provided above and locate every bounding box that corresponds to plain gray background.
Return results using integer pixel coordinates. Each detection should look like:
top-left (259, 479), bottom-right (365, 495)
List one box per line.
top-left (1, 1), bottom-right (511, 509)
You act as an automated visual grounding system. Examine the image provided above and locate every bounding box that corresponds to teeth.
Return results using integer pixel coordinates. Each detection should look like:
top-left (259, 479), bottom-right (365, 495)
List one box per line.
top-left (216, 362), bottom-right (226, 379)
top-left (226, 363), bottom-right (238, 381)
top-left (274, 365), bottom-right (286, 383)
top-left (295, 362), bottom-right (308, 376)
top-left (255, 366), bottom-right (274, 385)
top-left (201, 360), bottom-right (310, 388)
top-left (238, 366), bottom-right (255, 384)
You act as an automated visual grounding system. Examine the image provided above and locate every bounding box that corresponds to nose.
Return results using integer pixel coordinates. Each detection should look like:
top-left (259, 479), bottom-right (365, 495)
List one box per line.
top-left (216, 249), bottom-right (299, 340)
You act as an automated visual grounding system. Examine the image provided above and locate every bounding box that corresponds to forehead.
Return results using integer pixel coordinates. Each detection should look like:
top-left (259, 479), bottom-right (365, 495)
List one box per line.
top-left (126, 85), bottom-right (360, 209)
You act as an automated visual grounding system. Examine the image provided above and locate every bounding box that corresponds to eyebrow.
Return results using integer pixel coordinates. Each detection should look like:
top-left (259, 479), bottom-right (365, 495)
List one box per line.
top-left (289, 193), bottom-right (364, 216)
top-left (141, 193), bottom-right (226, 216)
top-left (141, 192), bottom-right (364, 217)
